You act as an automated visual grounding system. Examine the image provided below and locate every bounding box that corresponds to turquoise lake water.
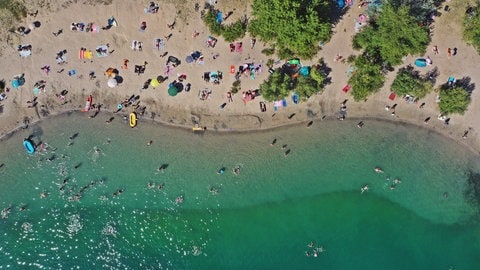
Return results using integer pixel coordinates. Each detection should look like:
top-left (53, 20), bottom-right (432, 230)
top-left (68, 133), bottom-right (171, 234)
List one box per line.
top-left (0, 112), bottom-right (479, 269)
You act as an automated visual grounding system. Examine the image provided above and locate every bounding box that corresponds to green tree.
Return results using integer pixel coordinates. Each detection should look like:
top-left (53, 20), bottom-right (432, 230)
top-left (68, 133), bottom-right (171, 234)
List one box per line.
top-left (348, 57), bottom-right (385, 101)
top-left (249, 0), bottom-right (332, 59)
top-left (310, 67), bottom-right (326, 87)
top-left (438, 87), bottom-right (470, 115)
top-left (386, 0), bottom-right (436, 22)
top-left (353, 4), bottom-right (430, 66)
top-left (391, 66), bottom-right (432, 98)
top-left (260, 71), bottom-right (291, 101)
top-left (463, 4), bottom-right (480, 54)
top-left (295, 76), bottom-right (318, 100)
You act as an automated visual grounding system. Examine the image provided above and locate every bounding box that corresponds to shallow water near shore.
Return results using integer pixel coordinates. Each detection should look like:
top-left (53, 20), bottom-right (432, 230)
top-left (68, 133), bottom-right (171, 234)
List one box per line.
top-left (0, 112), bottom-right (479, 269)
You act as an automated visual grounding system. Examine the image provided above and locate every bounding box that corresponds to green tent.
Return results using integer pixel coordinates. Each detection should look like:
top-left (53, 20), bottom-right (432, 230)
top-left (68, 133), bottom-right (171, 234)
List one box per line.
top-left (168, 85), bottom-right (178, 96)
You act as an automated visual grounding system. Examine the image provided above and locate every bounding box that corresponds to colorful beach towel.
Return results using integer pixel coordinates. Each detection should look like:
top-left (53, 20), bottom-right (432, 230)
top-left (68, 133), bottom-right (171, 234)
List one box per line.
top-left (96, 45), bottom-right (109, 57)
top-left (273, 99), bottom-right (287, 111)
top-left (153, 38), bottom-right (165, 50)
top-left (235, 42), bottom-right (243, 53)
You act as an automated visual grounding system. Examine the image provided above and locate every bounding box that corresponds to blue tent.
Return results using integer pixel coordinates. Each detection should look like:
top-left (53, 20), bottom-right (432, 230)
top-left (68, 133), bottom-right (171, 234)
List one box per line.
top-left (216, 12), bottom-right (223, 24)
top-left (337, 0), bottom-right (345, 8)
top-left (299, 66), bottom-right (310, 77)
top-left (11, 76), bottom-right (25, 89)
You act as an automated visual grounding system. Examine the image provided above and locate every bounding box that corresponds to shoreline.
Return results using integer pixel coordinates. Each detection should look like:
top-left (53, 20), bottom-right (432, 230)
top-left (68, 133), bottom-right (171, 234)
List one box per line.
top-left (3, 105), bottom-right (479, 157)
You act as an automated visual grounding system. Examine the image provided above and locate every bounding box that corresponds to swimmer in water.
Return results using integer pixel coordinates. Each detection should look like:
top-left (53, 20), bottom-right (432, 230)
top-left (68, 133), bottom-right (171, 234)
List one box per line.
top-left (233, 166), bottom-right (240, 175)
top-left (40, 192), bottom-right (47, 198)
top-left (281, 144), bottom-right (288, 149)
top-left (270, 138), bottom-right (277, 146)
top-left (284, 149), bottom-right (291, 157)
top-left (157, 183), bottom-right (165, 190)
top-left (147, 182), bottom-right (155, 189)
top-left (147, 140), bottom-right (153, 146)
top-left (19, 205), bottom-right (26, 211)
top-left (217, 167), bottom-right (226, 174)
top-left (113, 189), bottom-right (123, 196)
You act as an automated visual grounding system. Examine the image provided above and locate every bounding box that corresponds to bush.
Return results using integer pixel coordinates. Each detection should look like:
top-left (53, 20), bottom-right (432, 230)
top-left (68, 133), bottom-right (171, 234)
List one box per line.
top-left (203, 9), bottom-right (246, 42)
top-left (231, 80), bottom-right (241, 94)
top-left (438, 87), bottom-right (471, 115)
top-left (259, 65), bottom-right (326, 102)
top-left (391, 66), bottom-right (433, 99)
top-left (262, 46), bottom-right (275, 56)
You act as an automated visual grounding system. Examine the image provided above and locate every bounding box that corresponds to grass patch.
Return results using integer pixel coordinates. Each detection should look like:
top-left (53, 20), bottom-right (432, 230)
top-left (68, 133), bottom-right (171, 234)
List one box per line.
top-left (0, 0), bottom-right (26, 20)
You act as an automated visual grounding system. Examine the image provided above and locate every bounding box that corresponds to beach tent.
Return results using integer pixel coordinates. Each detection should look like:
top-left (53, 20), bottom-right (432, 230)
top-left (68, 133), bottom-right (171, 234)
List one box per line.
top-left (414, 58), bottom-right (427, 68)
top-left (108, 17), bottom-right (117, 27)
top-left (299, 66), bottom-right (310, 77)
top-left (167, 55), bottom-right (181, 67)
top-left (288, 59), bottom-right (301, 65)
top-left (150, 78), bottom-right (160, 88)
top-left (168, 85), bottom-right (178, 96)
top-left (107, 78), bottom-right (118, 88)
top-left (216, 12), bottom-right (223, 24)
top-left (337, 0), bottom-right (345, 8)
top-left (11, 75), bottom-right (25, 89)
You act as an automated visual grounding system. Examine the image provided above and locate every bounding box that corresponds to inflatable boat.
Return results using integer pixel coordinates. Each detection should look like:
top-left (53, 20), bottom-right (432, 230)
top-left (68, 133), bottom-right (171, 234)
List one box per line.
top-left (129, 112), bottom-right (137, 128)
top-left (23, 139), bottom-right (35, 154)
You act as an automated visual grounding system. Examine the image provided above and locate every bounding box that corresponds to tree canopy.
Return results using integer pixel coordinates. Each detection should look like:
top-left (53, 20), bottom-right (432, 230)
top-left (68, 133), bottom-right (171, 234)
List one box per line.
top-left (348, 56), bottom-right (385, 101)
top-left (391, 66), bottom-right (433, 99)
top-left (386, 0), bottom-right (436, 22)
top-left (249, 0), bottom-right (332, 59)
top-left (353, 4), bottom-right (430, 66)
top-left (259, 65), bottom-right (327, 102)
top-left (463, 4), bottom-right (480, 54)
top-left (438, 87), bottom-right (471, 115)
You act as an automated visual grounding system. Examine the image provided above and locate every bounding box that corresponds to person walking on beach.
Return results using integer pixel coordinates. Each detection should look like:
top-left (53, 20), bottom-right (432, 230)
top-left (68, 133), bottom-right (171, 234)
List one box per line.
top-left (432, 45), bottom-right (439, 55)
top-left (447, 48), bottom-right (452, 57)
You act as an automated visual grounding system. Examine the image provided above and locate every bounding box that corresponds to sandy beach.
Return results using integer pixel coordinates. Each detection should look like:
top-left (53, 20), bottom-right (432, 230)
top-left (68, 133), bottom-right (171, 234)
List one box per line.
top-left (1, 0), bottom-right (480, 153)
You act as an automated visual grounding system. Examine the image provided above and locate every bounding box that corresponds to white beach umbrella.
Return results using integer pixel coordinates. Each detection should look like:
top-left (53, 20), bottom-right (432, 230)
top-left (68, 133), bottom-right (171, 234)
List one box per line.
top-left (107, 78), bottom-right (118, 88)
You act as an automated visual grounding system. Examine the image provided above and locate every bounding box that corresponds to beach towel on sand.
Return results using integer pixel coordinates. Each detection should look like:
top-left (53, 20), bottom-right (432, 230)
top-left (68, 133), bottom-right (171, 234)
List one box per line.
top-left (96, 45), bottom-right (109, 57)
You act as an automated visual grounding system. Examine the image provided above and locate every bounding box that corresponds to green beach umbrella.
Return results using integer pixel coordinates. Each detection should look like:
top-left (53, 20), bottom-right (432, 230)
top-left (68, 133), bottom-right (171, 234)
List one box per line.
top-left (168, 85), bottom-right (178, 96)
